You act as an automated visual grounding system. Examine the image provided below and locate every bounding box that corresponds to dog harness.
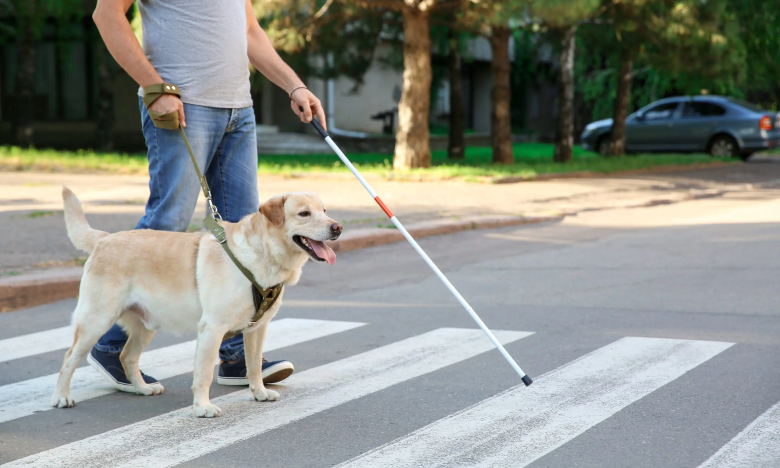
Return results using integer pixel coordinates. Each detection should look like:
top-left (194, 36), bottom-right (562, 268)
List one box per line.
top-left (143, 83), bottom-right (283, 342)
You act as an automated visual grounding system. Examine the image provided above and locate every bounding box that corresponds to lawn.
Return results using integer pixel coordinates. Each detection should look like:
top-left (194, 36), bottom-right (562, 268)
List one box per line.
top-left (0, 143), bottom-right (738, 182)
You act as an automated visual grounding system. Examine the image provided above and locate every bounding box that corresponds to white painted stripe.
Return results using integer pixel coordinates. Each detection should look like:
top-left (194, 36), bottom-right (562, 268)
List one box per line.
top-left (5, 328), bottom-right (532, 468)
top-left (0, 318), bottom-right (364, 425)
top-left (698, 400), bottom-right (780, 468)
top-left (0, 326), bottom-right (74, 363)
top-left (336, 337), bottom-right (733, 468)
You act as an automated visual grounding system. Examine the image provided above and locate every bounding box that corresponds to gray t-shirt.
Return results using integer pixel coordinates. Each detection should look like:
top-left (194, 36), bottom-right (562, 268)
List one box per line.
top-left (137, 0), bottom-right (252, 108)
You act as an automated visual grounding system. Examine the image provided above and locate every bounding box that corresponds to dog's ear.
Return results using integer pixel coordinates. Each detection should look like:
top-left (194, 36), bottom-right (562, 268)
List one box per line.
top-left (259, 195), bottom-right (287, 227)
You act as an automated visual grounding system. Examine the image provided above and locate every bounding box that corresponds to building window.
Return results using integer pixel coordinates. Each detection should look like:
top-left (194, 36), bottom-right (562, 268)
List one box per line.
top-left (1, 18), bottom-right (96, 122)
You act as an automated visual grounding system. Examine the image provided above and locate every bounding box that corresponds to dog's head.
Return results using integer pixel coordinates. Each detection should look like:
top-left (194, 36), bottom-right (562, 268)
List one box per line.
top-left (259, 192), bottom-right (342, 265)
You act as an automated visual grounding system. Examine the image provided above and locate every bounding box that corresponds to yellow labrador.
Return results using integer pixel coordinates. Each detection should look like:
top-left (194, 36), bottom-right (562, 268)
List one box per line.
top-left (52, 187), bottom-right (341, 417)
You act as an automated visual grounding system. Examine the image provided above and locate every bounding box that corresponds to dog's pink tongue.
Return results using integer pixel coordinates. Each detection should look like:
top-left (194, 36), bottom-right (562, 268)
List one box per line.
top-left (309, 240), bottom-right (336, 265)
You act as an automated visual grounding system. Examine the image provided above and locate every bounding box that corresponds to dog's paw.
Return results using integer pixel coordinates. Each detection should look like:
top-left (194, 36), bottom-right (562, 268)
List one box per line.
top-left (252, 387), bottom-right (280, 402)
top-left (135, 383), bottom-right (165, 396)
top-left (50, 394), bottom-right (75, 408)
top-left (193, 402), bottom-right (222, 418)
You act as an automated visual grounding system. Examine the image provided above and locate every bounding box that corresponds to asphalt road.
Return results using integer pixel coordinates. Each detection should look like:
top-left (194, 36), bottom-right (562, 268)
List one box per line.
top-left (2, 175), bottom-right (780, 467)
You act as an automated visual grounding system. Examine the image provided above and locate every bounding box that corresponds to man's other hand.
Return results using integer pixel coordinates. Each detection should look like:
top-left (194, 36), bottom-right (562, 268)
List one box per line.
top-left (149, 94), bottom-right (186, 128)
top-left (290, 88), bottom-right (327, 131)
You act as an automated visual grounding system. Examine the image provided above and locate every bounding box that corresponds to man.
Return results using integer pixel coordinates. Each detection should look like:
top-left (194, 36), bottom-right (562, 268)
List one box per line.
top-left (89, 0), bottom-right (325, 391)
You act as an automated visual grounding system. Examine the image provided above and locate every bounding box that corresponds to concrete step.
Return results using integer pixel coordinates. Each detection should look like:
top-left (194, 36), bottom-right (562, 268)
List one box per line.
top-left (257, 132), bottom-right (331, 155)
top-left (256, 125), bottom-right (279, 134)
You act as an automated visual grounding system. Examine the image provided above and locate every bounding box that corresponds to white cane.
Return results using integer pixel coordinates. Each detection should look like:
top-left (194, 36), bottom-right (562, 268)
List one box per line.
top-left (304, 115), bottom-right (533, 386)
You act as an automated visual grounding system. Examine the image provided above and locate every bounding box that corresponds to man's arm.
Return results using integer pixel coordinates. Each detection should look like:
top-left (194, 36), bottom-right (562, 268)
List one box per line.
top-left (93, 0), bottom-right (186, 126)
top-left (245, 0), bottom-right (326, 130)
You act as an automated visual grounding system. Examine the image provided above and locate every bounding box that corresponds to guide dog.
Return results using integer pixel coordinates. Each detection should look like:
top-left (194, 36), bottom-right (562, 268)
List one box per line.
top-left (52, 187), bottom-right (341, 417)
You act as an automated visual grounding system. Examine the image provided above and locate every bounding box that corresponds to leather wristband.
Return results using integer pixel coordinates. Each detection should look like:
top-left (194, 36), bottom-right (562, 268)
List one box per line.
top-left (142, 82), bottom-right (181, 107)
top-left (142, 83), bottom-right (182, 130)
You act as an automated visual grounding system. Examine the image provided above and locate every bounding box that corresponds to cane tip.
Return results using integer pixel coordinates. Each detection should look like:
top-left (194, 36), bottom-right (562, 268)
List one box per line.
top-left (522, 375), bottom-right (533, 386)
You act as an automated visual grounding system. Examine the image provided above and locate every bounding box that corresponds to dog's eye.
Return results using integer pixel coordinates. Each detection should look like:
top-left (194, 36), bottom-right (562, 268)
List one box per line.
top-left (298, 211), bottom-right (310, 217)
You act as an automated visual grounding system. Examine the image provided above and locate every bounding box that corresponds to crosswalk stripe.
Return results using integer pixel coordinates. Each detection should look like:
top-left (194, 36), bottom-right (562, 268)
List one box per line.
top-left (336, 336), bottom-right (733, 468)
top-left (5, 328), bottom-right (533, 468)
top-left (697, 400), bottom-right (780, 468)
top-left (0, 326), bottom-right (74, 363)
top-left (0, 318), bottom-right (364, 425)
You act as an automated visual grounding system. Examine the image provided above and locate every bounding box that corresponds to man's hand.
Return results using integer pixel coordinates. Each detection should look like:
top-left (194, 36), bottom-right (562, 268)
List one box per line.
top-left (290, 88), bottom-right (327, 131)
top-left (149, 94), bottom-right (186, 128)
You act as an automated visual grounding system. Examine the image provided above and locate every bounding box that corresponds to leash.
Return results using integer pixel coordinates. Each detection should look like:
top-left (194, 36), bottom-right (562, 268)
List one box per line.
top-left (143, 83), bottom-right (282, 341)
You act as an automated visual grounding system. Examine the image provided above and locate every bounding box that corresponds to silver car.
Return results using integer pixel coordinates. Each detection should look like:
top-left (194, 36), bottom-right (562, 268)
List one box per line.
top-left (580, 96), bottom-right (780, 160)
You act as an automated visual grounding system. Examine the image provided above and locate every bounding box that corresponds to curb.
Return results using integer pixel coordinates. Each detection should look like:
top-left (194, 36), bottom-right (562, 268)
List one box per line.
top-left (0, 268), bottom-right (83, 313)
top-left (0, 214), bottom-right (559, 313)
top-left (490, 161), bottom-right (736, 184)
top-left (327, 214), bottom-right (559, 253)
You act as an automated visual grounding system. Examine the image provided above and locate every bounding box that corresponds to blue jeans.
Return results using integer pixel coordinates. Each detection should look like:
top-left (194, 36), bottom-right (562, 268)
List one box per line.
top-left (94, 98), bottom-right (259, 362)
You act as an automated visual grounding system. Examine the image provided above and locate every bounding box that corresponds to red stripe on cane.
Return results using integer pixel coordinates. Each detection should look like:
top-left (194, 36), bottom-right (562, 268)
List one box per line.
top-left (374, 196), bottom-right (393, 218)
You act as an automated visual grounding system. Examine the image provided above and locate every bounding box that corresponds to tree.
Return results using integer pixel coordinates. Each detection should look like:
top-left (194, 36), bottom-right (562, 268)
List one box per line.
top-left (459, 1), bottom-right (524, 164)
top-left (601, 0), bottom-right (743, 155)
top-left (610, 48), bottom-right (631, 155)
top-left (489, 24), bottom-right (513, 164)
top-left (528, 0), bottom-right (601, 162)
top-left (552, 25), bottom-right (578, 162)
top-left (254, 0), bottom-right (459, 169)
top-left (727, 0), bottom-right (780, 108)
top-left (447, 28), bottom-right (465, 159)
top-left (392, 1), bottom-right (435, 169)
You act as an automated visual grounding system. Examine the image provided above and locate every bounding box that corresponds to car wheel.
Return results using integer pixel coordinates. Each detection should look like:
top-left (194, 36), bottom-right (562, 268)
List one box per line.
top-left (597, 135), bottom-right (611, 156)
top-left (709, 135), bottom-right (739, 158)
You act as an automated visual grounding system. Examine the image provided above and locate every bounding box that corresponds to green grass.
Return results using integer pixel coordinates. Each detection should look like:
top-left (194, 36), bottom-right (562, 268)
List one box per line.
top-left (25, 210), bottom-right (57, 218)
top-left (0, 144), bottom-right (737, 182)
top-left (253, 144), bottom-right (736, 181)
top-left (0, 146), bottom-right (149, 174)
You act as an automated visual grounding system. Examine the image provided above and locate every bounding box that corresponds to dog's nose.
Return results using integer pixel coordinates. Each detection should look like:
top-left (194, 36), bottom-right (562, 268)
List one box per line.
top-left (330, 223), bottom-right (343, 235)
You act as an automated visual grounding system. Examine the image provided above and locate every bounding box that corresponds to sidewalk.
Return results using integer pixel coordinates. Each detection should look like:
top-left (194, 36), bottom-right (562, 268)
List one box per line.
top-left (2, 161), bottom-right (775, 277)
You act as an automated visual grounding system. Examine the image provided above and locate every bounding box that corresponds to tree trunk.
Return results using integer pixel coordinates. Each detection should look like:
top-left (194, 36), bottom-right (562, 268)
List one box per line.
top-left (14, 19), bottom-right (36, 148)
top-left (553, 25), bottom-right (577, 163)
top-left (490, 26), bottom-right (513, 164)
top-left (94, 41), bottom-right (116, 151)
top-left (394, 8), bottom-right (432, 170)
top-left (448, 31), bottom-right (465, 160)
top-left (610, 52), bottom-right (632, 156)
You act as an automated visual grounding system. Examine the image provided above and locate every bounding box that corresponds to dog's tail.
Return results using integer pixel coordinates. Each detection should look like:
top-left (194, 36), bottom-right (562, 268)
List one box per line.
top-left (62, 186), bottom-right (108, 254)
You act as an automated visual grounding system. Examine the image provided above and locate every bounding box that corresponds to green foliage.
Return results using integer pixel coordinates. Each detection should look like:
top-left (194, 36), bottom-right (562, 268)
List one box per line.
top-left (727, 0), bottom-right (780, 109)
top-left (252, 0), bottom-right (403, 91)
top-left (528, 0), bottom-right (601, 29)
top-left (0, 0), bottom-right (84, 44)
top-left (574, 0), bottom-right (750, 122)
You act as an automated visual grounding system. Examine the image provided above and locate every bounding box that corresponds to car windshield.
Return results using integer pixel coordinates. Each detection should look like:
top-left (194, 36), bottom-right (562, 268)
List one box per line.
top-left (726, 98), bottom-right (764, 112)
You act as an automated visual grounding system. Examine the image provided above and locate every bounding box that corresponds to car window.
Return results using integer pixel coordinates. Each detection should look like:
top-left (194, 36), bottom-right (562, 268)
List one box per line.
top-left (726, 98), bottom-right (763, 112)
top-left (642, 102), bottom-right (678, 121)
top-left (682, 102), bottom-right (727, 118)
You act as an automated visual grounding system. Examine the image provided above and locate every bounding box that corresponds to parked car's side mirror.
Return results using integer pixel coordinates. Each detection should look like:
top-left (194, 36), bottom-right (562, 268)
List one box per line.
top-left (635, 111), bottom-right (645, 121)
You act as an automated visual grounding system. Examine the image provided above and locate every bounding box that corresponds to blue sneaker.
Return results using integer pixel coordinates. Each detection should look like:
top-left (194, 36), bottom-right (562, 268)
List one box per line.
top-left (87, 347), bottom-right (160, 393)
top-left (217, 357), bottom-right (294, 386)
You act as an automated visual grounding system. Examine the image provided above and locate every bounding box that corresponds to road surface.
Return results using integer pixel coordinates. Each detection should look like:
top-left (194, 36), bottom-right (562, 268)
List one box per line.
top-left (1, 174), bottom-right (780, 467)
